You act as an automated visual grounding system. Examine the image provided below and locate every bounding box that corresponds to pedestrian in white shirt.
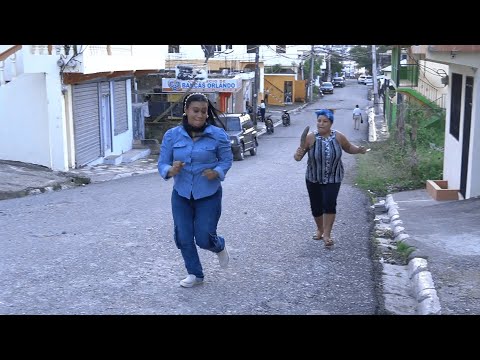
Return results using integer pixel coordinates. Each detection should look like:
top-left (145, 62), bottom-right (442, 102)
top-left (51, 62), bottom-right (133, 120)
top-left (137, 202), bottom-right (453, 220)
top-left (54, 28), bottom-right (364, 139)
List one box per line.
top-left (352, 105), bottom-right (362, 130)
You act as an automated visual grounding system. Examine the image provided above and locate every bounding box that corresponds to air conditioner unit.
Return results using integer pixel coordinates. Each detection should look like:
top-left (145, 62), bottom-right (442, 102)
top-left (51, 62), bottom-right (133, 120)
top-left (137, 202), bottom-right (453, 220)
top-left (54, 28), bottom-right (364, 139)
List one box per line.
top-left (441, 75), bottom-right (449, 85)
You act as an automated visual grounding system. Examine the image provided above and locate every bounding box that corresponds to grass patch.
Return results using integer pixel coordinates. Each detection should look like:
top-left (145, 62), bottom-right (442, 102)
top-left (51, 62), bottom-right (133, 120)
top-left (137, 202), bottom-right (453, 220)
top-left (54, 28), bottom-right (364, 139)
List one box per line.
top-left (395, 240), bottom-right (416, 264)
top-left (356, 104), bottom-right (444, 197)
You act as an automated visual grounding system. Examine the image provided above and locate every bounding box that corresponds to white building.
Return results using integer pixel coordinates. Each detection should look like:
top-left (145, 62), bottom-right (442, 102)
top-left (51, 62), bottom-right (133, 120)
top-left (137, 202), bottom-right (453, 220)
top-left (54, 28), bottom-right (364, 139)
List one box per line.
top-left (0, 45), bottom-right (165, 170)
top-left (410, 45), bottom-right (480, 199)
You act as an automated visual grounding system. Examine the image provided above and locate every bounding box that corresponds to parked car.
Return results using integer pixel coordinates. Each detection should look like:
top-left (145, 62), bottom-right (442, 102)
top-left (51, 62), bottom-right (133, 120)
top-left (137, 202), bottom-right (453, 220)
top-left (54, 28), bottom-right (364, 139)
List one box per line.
top-left (357, 75), bottom-right (367, 84)
top-left (320, 82), bottom-right (334, 94)
top-left (364, 76), bottom-right (373, 86)
top-left (221, 113), bottom-right (258, 161)
top-left (332, 77), bottom-right (345, 87)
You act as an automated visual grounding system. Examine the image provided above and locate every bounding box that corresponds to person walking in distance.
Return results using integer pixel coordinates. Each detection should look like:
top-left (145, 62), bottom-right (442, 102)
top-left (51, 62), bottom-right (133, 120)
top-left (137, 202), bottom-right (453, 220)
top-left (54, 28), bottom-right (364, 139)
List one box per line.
top-left (259, 99), bottom-right (266, 122)
top-left (293, 109), bottom-right (368, 247)
top-left (352, 104), bottom-right (362, 130)
top-left (158, 93), bottom-right (233, 288)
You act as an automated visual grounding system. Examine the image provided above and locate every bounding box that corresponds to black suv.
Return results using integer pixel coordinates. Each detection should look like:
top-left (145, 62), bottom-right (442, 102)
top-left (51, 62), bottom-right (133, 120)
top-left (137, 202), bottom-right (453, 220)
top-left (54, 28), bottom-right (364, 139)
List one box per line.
top-left (221, 113), bottom-right (258, 161)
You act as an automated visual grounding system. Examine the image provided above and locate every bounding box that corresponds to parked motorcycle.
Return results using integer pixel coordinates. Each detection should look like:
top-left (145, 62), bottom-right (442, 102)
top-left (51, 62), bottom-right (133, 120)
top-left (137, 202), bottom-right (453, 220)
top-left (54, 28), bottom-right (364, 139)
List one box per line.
top-left (265, 114), bottom-right (274, 134)
top-left (282, 110), bottom-right (291, 126)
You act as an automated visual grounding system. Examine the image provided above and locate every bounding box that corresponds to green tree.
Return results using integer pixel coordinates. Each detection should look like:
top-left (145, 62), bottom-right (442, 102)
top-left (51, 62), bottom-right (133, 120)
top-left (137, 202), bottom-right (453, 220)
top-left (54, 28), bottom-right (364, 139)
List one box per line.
top-left (302, 55), bottom-right (323, 80)
top-left (330, 52), bottom-right (343, 76)
top-left (349, 45), bottom-right (372, 73)
top-left (349, 45), bottom-right (392, 74)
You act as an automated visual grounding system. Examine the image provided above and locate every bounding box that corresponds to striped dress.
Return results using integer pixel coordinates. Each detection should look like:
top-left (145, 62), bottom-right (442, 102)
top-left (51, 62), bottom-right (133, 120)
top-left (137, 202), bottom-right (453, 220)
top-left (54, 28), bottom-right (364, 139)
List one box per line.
top-left (305, 130), bottom-right (344, 184)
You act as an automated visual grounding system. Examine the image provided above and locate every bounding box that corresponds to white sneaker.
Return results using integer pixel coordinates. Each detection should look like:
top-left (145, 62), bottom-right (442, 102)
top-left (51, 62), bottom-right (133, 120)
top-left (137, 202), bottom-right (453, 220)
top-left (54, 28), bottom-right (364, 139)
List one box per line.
top-left (179, 274), bottom-right (204, 288)
top-left (217, 246), bottom-right (229, 268)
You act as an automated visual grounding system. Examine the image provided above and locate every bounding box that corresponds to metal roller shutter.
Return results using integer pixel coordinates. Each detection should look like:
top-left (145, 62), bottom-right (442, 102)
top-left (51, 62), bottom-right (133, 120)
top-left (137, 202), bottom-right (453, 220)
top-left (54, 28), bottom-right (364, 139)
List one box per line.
top-left (114, 80), bottom-right (128, 135)
top-left (72, 82), bottom-right (101, 167)
top-left (99, 81), bottom-right (111, 152)
top-left (100, 82), bottom-right (110, 94)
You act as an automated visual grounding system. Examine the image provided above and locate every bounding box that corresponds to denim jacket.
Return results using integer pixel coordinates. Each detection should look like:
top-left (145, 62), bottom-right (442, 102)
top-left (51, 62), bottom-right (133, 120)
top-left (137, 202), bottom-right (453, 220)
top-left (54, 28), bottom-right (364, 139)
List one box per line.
top-left (158, 124), bottom-right (233, 200)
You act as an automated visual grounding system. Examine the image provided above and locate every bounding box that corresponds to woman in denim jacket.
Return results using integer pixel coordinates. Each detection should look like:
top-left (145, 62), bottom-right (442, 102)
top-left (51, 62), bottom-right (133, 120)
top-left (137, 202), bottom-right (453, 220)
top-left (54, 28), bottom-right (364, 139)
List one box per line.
top-left (158, 93), bottom-right (233, 288)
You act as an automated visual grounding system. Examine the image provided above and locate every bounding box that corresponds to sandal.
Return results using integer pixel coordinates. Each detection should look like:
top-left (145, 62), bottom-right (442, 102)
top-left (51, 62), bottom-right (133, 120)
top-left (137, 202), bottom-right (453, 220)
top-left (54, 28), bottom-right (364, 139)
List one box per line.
top-left (323, 238), bottom-right (334, 247)
top-left (312, 232), bottom-right (324, 240)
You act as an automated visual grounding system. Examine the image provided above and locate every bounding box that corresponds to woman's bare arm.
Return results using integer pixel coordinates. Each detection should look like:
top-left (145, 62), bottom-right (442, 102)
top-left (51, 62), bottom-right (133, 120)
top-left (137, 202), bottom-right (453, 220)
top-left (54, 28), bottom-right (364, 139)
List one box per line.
top-left (336, 131), bottom-right (367, 154)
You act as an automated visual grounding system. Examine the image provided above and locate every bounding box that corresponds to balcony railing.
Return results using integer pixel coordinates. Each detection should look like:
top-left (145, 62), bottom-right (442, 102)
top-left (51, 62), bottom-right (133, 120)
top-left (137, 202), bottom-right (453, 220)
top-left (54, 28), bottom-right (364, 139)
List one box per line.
top-left (28, 45), bottom-right (132, 56)
top-left (0, 45), bottom-right (22, 85)
top-left (166, 52), bottom-right (257, 63)
top-left (416, 77), bottom-right (446, 109)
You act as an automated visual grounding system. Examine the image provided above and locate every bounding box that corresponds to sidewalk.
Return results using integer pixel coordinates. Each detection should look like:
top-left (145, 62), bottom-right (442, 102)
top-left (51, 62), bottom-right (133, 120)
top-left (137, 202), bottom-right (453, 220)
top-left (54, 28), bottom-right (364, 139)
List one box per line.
top-left (386, 190), bottom-right (480, 315)
top-left (0, 155), bottom-right (159, 201)
top-left (367, 96), bottom-right (480, 314)
top-left (0, 160), bottom-right (91, 201)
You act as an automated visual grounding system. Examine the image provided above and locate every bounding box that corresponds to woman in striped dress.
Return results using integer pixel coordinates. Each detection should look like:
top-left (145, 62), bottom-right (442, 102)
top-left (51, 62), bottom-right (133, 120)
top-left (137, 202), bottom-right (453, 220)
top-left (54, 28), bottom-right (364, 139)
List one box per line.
top-left (293, 109), bottom-right (368, 247)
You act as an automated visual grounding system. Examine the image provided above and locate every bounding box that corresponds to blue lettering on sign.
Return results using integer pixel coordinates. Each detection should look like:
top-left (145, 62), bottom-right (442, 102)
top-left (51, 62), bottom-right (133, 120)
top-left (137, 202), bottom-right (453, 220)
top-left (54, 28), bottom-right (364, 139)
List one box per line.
top-left (179, 81), bottom-right (204, 89)
top-left (167, 79), bottom-right (237, 91)
top-left (207, 82), bottom-right (234, 88)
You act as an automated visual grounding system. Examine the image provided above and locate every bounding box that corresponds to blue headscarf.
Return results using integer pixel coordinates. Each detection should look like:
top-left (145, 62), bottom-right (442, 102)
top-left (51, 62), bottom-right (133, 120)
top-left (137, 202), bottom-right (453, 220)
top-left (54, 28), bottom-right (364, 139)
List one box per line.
top-left (315, 109), bottom-right (334, 123)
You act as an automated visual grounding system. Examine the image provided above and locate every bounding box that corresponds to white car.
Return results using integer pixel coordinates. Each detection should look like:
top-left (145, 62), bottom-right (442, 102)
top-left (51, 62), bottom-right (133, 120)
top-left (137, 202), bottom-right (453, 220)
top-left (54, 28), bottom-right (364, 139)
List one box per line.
top-left (364, 76), bottom-right (373, 86)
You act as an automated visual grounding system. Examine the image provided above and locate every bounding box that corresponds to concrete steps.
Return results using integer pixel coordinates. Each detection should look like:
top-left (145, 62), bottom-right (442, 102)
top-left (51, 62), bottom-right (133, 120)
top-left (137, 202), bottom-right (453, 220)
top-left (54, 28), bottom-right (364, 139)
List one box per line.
top-left (103, 148), bottom-right (151, 165)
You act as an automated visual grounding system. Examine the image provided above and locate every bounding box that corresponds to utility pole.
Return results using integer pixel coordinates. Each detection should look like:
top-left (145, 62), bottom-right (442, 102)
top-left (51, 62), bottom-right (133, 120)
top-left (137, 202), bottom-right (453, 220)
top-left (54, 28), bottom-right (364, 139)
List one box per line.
top-left (253, 45), bottom-right (260, 126)
top-left (372, 45), bottom-right (379, 115)
top-left (309, 45), bottom-right (315, 102)
top-left (327, 45), bottom-right (332, 82)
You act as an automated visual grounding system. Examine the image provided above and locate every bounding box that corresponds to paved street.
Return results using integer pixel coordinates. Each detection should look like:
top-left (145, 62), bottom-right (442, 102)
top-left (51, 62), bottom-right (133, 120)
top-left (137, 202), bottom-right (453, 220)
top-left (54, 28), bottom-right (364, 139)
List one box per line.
top-left (0, 81), bottom-right (383, 314)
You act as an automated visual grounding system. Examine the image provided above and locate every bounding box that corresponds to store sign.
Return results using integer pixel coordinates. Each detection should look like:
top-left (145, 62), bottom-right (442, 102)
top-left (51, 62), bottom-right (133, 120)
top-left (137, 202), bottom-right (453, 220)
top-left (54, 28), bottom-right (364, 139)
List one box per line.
top-left (162, 78), bottom-right (241, 93)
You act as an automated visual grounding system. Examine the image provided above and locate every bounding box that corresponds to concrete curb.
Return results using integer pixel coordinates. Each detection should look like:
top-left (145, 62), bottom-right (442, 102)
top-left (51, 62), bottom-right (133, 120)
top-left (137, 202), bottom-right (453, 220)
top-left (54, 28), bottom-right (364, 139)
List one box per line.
top-left (90, 169), bottom-right (158, 183)
top-left (0, 174), bottom-right (90, 201)
top-left (367, 107), bottom-right (376, 142)
top-left (385, 194), bottom-right (442, 315)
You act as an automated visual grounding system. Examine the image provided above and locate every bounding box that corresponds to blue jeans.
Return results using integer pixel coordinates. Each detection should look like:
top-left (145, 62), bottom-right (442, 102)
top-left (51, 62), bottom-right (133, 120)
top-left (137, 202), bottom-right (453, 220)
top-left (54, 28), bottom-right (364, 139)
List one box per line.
top-left (171, 188), bottom-right (225, 278)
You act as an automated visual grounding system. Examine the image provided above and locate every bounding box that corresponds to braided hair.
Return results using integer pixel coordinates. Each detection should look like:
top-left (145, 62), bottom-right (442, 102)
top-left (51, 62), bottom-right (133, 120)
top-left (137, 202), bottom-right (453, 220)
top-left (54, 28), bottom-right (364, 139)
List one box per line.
top-left (182, 93), bottom-right (226, 131)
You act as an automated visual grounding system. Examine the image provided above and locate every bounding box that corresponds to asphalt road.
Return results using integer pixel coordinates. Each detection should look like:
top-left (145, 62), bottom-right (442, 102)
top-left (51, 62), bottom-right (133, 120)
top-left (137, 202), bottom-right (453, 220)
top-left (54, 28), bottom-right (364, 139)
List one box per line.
top-left (0, 81), bottom-right (381, 315)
